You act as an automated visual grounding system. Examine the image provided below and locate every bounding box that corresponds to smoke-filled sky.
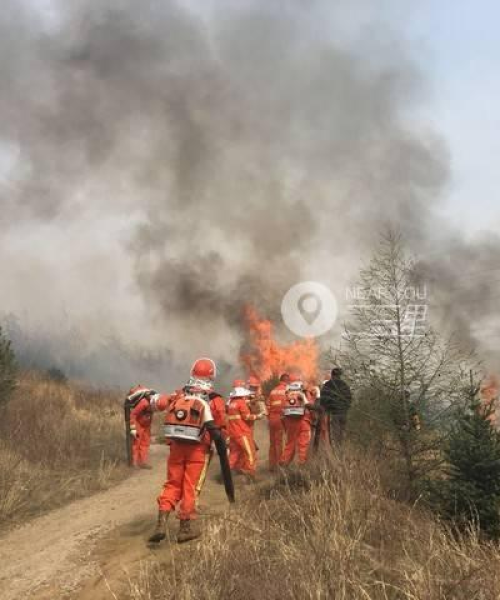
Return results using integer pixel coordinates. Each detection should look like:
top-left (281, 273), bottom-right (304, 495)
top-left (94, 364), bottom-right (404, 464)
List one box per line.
top-left (1, 0), bottom-right (499, 385)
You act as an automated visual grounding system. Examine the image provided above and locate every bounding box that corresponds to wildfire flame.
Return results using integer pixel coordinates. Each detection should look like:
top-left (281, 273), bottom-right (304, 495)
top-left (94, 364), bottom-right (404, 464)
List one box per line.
top-left (480, 374), bottom-right (499, 424)
top-left (240, 306), bottom-right (319, 383)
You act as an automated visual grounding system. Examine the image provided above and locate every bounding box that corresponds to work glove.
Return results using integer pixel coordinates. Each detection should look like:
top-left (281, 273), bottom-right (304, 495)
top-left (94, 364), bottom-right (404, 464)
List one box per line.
top-left (130, 427), bottom-right (138, 439)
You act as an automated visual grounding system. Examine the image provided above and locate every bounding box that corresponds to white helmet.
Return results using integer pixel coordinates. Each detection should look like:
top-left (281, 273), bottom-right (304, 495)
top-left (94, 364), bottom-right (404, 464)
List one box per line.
top-left (230, 379), bottom-right (252, 398)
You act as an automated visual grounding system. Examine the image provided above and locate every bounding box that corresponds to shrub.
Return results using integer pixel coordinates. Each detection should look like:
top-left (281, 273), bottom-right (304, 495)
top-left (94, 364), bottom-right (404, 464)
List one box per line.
top-left (0, 325), bottom-right (16, 407)
top-left (427, 399), bottom-right (500, 539)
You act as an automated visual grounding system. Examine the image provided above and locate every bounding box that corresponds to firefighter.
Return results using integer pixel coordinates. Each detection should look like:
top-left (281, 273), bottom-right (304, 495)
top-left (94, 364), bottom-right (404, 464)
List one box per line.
top-left (266, 373), bottom-right (289, 471)
top-left (245, 375), bottom-right (264, 457)
top-left (320, 366), bottom-right (352, 446)
top-left (127, 385), bottom-right (170, 469)
top-left (227, 380), bottom-right (263, 481)
top-left (247, 375), bottom-right (266, 417)
top-left (279, 374), bottom-right (313, 466)
top-left (149, 358), bottom-right (227, 545)
top-left (305, 380), bottom-right (324, 450)
top-left (195, 388), bottom-right (227, 499)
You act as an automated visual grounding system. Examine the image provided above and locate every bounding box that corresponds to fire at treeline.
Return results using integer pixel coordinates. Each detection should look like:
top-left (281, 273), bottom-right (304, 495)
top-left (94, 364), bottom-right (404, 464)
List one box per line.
top-left (121, 230), bottom-right (500, 544)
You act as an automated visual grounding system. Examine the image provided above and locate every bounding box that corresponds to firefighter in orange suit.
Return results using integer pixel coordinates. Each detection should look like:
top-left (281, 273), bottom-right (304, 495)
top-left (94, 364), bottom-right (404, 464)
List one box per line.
top-left (127, 385), bottom-right (171, 468)
top-left (227, 380), bottom-right (263, 480)
top-left (149, 358), bottom-right (226, 544)
top-left (247, 375), bottom-right (266, 418)
top-left (279, 374), bottom-right (313, 466)
top-left (266, 373), bottom-right (289, 471)
top-left (245, 375), bottom-right (264, 458)
top-left (195, 389), bottom-right (227, 499)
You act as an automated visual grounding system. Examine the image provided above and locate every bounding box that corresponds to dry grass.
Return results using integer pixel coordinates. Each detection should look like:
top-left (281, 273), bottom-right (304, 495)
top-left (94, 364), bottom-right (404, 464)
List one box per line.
top-left (129, 446), bottom-right (500, 600)
top-left (0, 370), bottom-right (127, 529)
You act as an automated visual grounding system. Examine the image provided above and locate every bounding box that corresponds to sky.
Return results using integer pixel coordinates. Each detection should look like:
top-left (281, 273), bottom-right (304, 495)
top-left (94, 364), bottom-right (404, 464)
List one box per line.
top-left (407, 1), bottom-right (500, 233)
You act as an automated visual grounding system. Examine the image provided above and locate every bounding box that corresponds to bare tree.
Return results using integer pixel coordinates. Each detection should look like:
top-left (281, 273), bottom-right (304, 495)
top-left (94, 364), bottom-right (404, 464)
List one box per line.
top-left (333, 229), bottom-right (476, 494)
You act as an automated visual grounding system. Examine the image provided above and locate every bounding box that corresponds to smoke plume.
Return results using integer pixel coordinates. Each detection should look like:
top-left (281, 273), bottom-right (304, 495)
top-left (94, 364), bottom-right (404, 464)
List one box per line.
top-left (1, 0), bottom-right (498, 384)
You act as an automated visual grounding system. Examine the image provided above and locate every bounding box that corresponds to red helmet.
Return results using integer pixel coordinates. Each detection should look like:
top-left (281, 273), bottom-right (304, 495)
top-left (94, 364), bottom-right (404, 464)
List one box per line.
top-left (233, 379), bottom-right (246, 388)
top-left (187, 358), bottom-right (217, 393)
top-left (191, 358), bottom-right (216, 380)
top-left (247, 375), bottom-right (260, 390)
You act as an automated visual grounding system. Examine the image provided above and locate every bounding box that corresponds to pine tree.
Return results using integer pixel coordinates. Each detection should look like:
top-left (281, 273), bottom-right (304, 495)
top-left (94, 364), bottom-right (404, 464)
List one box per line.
top-left (440, 398), bottom-right (500, 539)
top-left (335, 229), bottom-right (474, 494)
top-left (0, 325), bottom-right (16, 407)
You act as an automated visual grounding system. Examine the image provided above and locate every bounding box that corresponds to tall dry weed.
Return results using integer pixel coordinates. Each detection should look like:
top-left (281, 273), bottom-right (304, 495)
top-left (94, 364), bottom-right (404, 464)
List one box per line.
top-left (130, 447), bottom-right (500, 600)
top-left (0, 371), bottom-right (127, 528)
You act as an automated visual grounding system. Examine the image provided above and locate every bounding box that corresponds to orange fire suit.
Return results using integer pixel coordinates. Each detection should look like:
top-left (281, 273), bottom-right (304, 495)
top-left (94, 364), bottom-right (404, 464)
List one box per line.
top-left (266, 382), bottom-right (287, 469)
top-left (195, 392), bottom-right (227, 497)
top-left (129, 393), bottom-right (169, 466)
top-left (209, 393), bottom-right (227, 433)
top-left (280, 391), bottom-right (312, 466)
top-left (227, 397), bottom-right (258, 477)
top-left (158, 394), bottom-right (214, 520)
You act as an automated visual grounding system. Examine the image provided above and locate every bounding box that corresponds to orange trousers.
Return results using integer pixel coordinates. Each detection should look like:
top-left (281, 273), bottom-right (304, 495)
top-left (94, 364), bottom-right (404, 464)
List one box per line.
top-left (229, 435), bottom-right (256, 476)
top-left (280, 418), bottom-right (311, 465)
top-left (268, 417), bottom-right (284, 469)
top-left (157, 441), bottom-right (208, 520)
top-left (132, 424), bottom-right (151, 466)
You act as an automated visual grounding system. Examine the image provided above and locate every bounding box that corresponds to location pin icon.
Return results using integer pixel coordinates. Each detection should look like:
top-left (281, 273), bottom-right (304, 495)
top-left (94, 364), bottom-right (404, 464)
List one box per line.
top-left (298, 292), bottom-right (322, 325)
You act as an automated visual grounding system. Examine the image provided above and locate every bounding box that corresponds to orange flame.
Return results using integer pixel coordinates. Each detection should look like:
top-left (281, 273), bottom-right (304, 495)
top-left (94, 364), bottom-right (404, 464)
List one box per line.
top-left (480, 374), bottom-right (499, 424)
top-left (240, 306), bottom-right (319, 383)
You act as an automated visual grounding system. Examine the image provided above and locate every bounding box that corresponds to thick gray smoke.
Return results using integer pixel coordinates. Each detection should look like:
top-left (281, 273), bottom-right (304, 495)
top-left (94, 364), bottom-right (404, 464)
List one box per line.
top-left (1, 0), bottom-right (498, 384)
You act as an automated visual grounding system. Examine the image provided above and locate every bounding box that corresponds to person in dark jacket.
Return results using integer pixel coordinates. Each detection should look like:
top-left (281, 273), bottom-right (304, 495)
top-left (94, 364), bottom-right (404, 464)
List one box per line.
top-left (320, 366), bottom-right (352, 445)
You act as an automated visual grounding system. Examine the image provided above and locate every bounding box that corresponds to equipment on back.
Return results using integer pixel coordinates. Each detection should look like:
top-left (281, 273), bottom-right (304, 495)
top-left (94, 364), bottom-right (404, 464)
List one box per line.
top-left (283, 377), bottom-right (307, 417)
top-left (126, 385), bottom-right (158, 408)
top-left (164, 394), bottom-right (207, 442)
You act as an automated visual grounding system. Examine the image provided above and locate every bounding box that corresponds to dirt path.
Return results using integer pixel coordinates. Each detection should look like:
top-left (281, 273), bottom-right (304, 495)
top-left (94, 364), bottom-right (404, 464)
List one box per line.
top-left (0, 425), bottom-right (269, 600)
top-left (0, 443), bottom-right (232, 600)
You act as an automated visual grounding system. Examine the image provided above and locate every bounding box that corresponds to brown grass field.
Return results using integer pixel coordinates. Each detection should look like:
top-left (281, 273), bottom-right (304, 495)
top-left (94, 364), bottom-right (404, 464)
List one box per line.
top-left (128, 447), bottom-right (500, 600)
top-left (0, 371), bottom-right (127, 530)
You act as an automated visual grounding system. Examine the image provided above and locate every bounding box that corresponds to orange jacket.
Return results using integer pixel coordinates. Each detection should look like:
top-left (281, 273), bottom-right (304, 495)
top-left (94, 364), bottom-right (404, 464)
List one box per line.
top-left (131, 392), bottom-right (173, 428)
top-left (227, 397), bottom-right (258, 438)
top-left (209, 393), bottom-right (227, 431)
top-left (130, 397), bottom-right (153, 429)
top-left (266, 382), bottom-right (288, 419)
